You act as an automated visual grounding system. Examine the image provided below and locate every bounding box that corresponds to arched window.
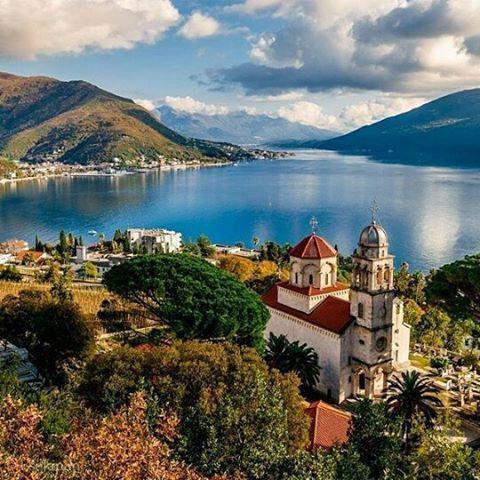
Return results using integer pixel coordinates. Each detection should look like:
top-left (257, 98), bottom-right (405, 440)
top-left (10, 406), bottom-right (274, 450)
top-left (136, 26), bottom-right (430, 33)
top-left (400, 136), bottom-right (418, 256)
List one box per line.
top-left (309, 274), bottom-right (314, 285)
top-left (358, 302), bottom-right (364, 319)
top-left (384, 267), bottom-right (390, 282)
top-left (376, 268), bottom-right (383, 285)
top-left (325, 273), bottom-right (329, 285)
top-left (295, 272), bottom-right (298, 284)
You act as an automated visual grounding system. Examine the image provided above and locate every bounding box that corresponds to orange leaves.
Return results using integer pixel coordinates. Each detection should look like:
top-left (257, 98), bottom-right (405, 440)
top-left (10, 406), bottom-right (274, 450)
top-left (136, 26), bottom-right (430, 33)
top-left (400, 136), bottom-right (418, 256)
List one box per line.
top-left (0, 393), bottom-right (226, 480)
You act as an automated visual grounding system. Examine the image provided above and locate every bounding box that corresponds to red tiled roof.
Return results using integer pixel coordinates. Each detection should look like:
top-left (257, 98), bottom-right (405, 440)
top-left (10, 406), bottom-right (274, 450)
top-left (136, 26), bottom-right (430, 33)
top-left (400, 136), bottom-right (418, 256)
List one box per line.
top-left (16, 250), bottom-right (45, 263)
top-left (305, 401), bottom-right (352, 450)
top-left (262, 284), bottom-right (354, 334)
top-left (290, 234), bottom-right (337, 259)
top-left (277, 280), bottom-right (349, 297)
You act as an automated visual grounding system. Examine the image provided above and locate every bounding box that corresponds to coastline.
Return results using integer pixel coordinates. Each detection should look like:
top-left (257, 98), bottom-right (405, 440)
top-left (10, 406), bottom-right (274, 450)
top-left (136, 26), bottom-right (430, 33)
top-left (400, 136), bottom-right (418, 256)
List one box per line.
top-left (0, 160), bottom-right (233, 186)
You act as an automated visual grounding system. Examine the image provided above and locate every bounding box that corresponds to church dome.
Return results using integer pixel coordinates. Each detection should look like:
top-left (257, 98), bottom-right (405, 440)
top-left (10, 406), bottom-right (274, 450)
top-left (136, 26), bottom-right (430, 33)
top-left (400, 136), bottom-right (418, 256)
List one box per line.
top-left (358, 222), bottom-right (388, 248)
top-left (290, 234), bottom-right (337, 259)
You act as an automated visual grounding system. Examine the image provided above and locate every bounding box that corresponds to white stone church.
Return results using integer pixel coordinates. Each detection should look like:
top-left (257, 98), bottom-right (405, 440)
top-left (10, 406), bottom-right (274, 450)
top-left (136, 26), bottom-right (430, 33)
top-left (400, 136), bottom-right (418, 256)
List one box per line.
top-left (262, 218), bottom-right (410, 404)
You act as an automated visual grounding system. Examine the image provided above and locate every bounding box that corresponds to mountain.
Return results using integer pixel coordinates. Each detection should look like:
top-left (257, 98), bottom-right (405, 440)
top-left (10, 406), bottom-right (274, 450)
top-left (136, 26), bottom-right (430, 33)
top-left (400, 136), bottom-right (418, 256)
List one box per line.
top-left (0, 72), bottom-right (255, 165)
top-left (317, 89), bottom-right (480, 163)
top-left (156, 105), bottom-right (338, 145)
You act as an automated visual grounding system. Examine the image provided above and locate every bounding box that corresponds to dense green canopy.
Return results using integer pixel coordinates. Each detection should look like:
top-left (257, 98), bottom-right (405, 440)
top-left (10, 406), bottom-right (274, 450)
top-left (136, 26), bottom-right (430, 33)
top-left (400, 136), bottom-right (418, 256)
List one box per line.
top-left (426, 253), bottom-right (480, 322)
top-left (103, 254), bottom-right (269, 350)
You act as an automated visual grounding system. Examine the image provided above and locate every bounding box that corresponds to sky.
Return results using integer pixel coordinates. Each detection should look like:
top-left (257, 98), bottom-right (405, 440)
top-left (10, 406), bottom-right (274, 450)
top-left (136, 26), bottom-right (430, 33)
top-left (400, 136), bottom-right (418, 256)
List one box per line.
top-left (1, 0), bottom-right (480, 132)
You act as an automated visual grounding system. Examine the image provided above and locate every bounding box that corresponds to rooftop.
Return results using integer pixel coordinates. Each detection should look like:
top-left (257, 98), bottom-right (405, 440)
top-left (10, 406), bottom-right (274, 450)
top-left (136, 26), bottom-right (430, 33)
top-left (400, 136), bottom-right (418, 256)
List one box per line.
top-left (305, 400), bottom-right (352, 450)
top-left (262, 284), bottom-right (354, 334)
top-left (290, 234), bottom-right (337, 259)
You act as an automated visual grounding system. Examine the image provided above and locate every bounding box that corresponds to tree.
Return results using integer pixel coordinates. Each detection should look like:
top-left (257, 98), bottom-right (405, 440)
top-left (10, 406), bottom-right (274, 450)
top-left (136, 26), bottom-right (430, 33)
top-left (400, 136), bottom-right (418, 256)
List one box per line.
top-left (409, 423), bottom-right (480, 480)
top-left (0, 266), bottom-right (22, 282)
top-left (259, 241), bottom-right (291, 266)
top-left (58, 230), bottom-right (68, 256)
top-left (265, 333), bottom-right (321, 390)
top-left (79, 341), bottom-right (309, 479)
top-left (346, 399), bottom-right (404, 479)
top-left (79, 261), bottom-right (99, 280)
top-left (196, 234), bottom-right (215, 258)
top-left (217, 255), bottom-right (255, 282)
top-left (426, 254), bottom-right (480, 322)
top-left (103, 254), bottom-right (269, 350)
top-left (0, 290), bottom-right (96, 382)
top-left (416, 307), bottom-right (451, 349)
top-left (403, 299), bottom-right (424, 343)
top-left (0, 393), bottom-right (226, 480)
top-left (386, 371), bottom-right (442, 450)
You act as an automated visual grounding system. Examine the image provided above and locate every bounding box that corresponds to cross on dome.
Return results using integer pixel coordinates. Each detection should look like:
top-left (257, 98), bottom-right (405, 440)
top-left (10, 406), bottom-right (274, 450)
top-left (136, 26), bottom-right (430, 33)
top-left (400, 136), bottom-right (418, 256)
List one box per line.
top-left (309, 216), bottom-right (319, 234)
top-left (369, 200), bottom-right (380, 225)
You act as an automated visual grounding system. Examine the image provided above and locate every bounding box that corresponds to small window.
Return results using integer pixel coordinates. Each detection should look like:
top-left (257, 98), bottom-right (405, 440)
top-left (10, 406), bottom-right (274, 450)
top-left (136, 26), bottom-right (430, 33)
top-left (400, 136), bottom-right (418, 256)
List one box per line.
top-left (358, 302), bottom-right (364, 319)
top-left (359, 339), bottom-right (365, 345)
top-left (295, 272), bottom-right (298, 284)
top-left (309, 274), bottom-right (314, 285)
top-left (396, 304), bottom-right (401, 315)
top-left (325, 273), bottom-right (329, 285)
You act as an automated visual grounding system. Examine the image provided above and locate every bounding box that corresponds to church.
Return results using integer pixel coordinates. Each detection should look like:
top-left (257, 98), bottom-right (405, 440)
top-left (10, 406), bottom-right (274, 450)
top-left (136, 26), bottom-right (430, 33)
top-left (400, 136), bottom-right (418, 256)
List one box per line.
top-left (262, 216), bottom-right (410, 404)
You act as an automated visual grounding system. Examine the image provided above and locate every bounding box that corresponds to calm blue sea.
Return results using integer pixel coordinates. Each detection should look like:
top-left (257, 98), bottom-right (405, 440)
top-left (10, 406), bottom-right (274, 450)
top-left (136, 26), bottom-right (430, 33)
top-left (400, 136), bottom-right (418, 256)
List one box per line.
top-left (1, 150), bottom-right (480, 271)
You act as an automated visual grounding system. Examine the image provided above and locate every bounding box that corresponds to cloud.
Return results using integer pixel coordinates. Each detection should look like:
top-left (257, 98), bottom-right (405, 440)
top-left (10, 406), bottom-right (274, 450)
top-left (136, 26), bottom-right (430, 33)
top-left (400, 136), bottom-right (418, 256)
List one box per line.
top-left (179, 12), bottom-right (220, 39)
top-left (214, 0), bottom-right (480, 96)
top-left (340, 96), bottom-right (426, 130)
top-left (163, 96), bottom-right (229, 115)
top-left (134, 98), bottom-right (156, 111)
top-left (277, 101), bottom-right (340, 130)
top-left (0, 0), bottom-right (180, 59)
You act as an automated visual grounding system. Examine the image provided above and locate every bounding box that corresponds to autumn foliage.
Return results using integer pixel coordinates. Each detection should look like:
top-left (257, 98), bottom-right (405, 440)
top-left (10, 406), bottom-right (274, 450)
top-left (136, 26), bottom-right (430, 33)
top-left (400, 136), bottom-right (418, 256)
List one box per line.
top-left (0, 393), bottom-right (230, 480)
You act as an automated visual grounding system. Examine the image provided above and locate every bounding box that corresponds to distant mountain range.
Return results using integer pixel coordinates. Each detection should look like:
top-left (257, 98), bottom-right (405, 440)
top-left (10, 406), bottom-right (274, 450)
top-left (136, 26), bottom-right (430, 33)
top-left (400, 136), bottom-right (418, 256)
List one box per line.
top-left (156, 105), bottom-right (338, 145)
top-left (291, 89), bottom-right (480, 164)
top-left (0, 72), bottom-right (255, 165)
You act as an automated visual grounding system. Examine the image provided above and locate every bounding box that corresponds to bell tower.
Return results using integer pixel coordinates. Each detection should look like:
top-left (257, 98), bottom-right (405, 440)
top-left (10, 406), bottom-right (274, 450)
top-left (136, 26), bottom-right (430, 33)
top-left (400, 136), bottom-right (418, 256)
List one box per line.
top-left (350, 203), bottom-right (401, 397)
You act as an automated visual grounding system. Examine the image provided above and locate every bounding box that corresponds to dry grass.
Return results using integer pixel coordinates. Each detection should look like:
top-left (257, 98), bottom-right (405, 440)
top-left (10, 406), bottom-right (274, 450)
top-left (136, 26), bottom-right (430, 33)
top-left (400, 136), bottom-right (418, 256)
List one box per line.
top-left (0, 280), bottom-right (109, 316)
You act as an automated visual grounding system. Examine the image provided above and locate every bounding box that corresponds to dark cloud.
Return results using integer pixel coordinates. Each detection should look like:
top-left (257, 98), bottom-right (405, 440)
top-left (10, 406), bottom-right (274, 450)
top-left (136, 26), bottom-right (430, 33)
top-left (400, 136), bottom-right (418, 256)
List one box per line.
top-left (209, 0), bottom-right (480, 96)
top-left (353, 0), bottom-right (457, 43)
top-left (464, 35), bottom-right (480, 56)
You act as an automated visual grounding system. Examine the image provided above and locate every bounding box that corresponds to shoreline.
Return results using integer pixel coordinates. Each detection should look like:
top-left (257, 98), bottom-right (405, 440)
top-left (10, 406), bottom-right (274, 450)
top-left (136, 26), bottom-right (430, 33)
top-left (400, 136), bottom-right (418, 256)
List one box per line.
top-left (0, 160), bottom-right (233, 186)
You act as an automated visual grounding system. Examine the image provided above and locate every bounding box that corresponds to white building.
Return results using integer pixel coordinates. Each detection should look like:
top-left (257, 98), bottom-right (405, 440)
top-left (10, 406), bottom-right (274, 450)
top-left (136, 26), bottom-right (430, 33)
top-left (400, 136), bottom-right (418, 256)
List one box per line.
top-left (263, 219), bottom-right (410, 404)
top-left (127, 228), bottom-right (182, 254)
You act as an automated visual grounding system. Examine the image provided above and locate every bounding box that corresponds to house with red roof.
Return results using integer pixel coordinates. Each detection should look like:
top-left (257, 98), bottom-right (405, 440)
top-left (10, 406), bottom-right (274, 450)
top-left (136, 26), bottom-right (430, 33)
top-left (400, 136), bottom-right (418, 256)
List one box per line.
top-left (262, 216), bottom-right (411, 404)
top-left (305, 400), bottom-right (352, 450)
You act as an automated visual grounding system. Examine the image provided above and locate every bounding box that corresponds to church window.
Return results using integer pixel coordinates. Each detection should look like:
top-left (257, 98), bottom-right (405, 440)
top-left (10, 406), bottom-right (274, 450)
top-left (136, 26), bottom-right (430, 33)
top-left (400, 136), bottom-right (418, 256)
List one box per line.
top-left (396, 304), bottom-right (401, 315)
top-left (295, 272), bottom-right (298, 284)
top-left (325, 273), bottom-right (329, 285)
top-left (359, 339), bottom-right (365, 345)
top-left (309, 274), bottom-right (314, 285)
top-left (358, 302), bottom-right (364, 319)
top-left (376, 269), bottom-right (383, 284)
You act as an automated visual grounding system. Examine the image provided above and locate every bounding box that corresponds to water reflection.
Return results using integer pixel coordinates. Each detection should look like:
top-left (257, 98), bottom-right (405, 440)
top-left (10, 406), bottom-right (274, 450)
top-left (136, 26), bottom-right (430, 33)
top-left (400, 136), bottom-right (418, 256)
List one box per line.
top-left (0, 151), bottom-right (479, 271)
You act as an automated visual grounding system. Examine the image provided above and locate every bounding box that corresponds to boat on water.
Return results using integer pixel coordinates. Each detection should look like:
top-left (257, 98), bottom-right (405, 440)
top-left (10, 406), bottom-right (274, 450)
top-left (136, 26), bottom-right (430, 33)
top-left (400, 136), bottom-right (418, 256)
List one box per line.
top-left (88, 230), bottom-right (97, 236)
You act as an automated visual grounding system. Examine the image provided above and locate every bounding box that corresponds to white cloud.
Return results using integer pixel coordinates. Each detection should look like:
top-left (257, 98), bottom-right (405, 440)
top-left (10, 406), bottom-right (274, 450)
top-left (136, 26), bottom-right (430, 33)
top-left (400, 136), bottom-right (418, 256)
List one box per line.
top-left (0, 0), bottom-right (180, 59)
top-left (179, 12), bottom-right (220, 40)
top-left (277, 101), bottom-right (340, 130)
top-left (340, 96), bottom-right (426, 130)
top-left (164, 96), bottom-right (229, 115)
top-left (216, 0), bottom-right (480, 96)
top-left (134, 98), bottom-right (156, 111)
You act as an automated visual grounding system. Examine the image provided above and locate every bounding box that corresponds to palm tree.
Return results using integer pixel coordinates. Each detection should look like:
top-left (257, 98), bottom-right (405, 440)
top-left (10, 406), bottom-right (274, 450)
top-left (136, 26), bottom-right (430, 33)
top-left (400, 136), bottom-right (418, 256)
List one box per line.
top-left (265, 333), bottom-right (321, 390)
top-left (386, 370), bottom-right (442, 450)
